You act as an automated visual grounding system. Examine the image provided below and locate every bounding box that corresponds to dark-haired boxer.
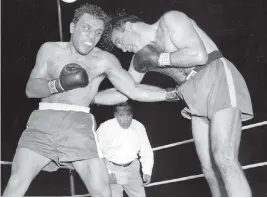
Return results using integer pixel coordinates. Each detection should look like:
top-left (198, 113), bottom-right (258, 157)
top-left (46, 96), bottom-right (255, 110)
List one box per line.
top-left (2, 4), bottom-right (177, 197)
top-left (95, 11), bottom-right (254, 196)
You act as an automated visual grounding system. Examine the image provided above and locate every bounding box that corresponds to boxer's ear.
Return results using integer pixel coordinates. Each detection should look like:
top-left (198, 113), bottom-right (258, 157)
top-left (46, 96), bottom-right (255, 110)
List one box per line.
top-left (125, 22), bottom-right (133, 31)
top-left (70, 22), bottom-right (75, 34)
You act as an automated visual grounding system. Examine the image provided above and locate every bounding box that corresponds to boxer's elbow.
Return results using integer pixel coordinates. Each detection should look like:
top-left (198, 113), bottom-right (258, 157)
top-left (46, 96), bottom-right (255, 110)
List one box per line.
top-left (124, 90), bottom-right (138, 101)
top-left (127, 84), bottom-right (151, 102)
top-left (124, 84), bottom-right (141, 101)
top-left (25, 88), bottom-right (32, 98)
top-left (25, 79), bottom-right (50, 98)
top-left (196, 51), bottom-right (208, 65)
top-left (25, 82), bottom-right (35, 98)
top-left (25, 86), bottom-right (38, 98)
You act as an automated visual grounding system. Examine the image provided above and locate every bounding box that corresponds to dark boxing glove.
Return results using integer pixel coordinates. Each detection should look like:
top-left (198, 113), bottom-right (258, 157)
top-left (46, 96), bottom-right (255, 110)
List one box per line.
top-left (133, 44), bottom-right (172, 73)
top-left (165, 86), bottom-right (180, 102)
top-left (48, 63), bottom-right (89, 94)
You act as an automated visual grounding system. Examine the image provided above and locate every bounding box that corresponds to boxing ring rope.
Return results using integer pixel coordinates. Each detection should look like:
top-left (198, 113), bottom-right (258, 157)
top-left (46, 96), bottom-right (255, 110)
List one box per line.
top-left (1, 121), bottom-right (266, 196)
top-left (152, 121), bottom-right (267, 151)
top-left (146, 161), bottom-right (267, 187)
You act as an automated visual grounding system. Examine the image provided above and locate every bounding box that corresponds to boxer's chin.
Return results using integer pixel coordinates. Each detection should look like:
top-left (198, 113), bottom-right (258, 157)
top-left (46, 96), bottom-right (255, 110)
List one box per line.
top-left (78, 47), bottom-right (92, 55)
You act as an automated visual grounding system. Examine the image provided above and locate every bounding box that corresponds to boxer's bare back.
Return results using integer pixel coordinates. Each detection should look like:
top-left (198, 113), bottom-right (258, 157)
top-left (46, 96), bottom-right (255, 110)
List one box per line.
top-left (150, 12), bottom-right (219, 84)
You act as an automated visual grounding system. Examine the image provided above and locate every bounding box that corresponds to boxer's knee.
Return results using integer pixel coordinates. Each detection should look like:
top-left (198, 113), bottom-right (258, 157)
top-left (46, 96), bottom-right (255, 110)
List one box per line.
top-left (212, 145), bottom-right (237, 172)
top-left (201, 163), bottom-right (216, 180)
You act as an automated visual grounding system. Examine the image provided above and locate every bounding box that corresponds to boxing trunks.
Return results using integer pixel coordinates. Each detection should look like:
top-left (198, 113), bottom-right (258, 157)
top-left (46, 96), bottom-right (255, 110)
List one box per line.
top-left (17, 102), bottom-right (102, 171)
top-left (177, 51), bottom-right (254, 121)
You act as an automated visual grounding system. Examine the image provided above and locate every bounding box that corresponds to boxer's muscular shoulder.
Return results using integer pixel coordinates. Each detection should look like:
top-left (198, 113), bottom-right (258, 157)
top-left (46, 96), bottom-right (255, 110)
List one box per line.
top-left (41, 41), bottom-right (61, 52)
top-left (37, 42), bottom-right (54, 56)
top-left (162, 10), bottom-right (189, 21)
top-left (161, 11), bottom-right (190, 28)
top-left (94, 49), bottom-right (121, 70)
top-left (38, 42), bottom-right (63, 59)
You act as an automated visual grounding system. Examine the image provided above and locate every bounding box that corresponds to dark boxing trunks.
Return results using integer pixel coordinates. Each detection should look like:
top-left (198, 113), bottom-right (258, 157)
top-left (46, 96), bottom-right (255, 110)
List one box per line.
top-left (17, 102), bottom-right (102, 171)
top-left (177, 51), bottom-right (254, 121)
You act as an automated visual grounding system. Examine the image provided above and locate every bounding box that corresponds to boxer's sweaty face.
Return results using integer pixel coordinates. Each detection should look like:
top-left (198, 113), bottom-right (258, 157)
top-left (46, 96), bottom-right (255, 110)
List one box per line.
top-left (114, 109), bottom-right (133, 129)
top-left (71, 13), bottom-right (104, 55)
top-left (111, 27), bottom-right (139, 53)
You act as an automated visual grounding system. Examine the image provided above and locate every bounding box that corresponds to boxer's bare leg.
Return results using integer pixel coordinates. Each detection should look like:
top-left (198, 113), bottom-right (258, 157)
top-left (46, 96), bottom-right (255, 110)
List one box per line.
top-left (3, 148), bottom-right (51, 196)
top-left (192, 116), bottom-right (224, 196)
top-left (72, 158), bottom-right (111, 197)
top-left (210, 107), bottom-right (251, 196)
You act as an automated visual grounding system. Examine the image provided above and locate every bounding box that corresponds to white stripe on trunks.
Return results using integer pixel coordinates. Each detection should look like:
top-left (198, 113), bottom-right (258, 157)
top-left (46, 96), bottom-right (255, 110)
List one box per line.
top-left (90, 114), bottom-right (104, 158)
top-left (221, 58), bottom-right (237, 107)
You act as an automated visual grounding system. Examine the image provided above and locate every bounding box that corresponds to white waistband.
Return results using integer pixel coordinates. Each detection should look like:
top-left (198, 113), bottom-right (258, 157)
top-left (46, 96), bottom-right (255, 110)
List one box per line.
top-left (39, 102), bottom-right (90, 113)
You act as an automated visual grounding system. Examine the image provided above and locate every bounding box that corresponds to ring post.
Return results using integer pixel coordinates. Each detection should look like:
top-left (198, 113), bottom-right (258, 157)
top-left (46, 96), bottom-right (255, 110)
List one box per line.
top-left (57, 0), bottom-right (63, 41)
top-left (69, 169), bottom-right (75, 196)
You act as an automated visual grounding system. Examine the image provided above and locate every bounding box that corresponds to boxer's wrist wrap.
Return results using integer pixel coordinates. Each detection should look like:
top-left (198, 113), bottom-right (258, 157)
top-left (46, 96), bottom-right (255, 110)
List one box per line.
top-left (158, 53), bottom-right (172, 67)
top-left (186, 70), bottom-right (198, 81)
top-left (165, 87), bottom-right (179, 102)
top-left (48, 79), bottom-right (64, 94)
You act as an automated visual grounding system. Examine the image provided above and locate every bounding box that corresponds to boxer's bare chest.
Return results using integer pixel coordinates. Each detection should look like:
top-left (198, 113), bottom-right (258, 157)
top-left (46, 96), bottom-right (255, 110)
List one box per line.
top-left (153, 25), bottom-right (192, 84)
top-left (47, 51), bottom-right (103, 81)
top-left (44, 49), bottom-right (104, 104)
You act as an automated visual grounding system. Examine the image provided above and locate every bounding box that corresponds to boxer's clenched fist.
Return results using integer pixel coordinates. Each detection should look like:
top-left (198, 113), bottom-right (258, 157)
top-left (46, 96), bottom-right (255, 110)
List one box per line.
top-left (133, 44), bottom-right (172, 73)
top-left (48, 63), bottom-right (89, 94)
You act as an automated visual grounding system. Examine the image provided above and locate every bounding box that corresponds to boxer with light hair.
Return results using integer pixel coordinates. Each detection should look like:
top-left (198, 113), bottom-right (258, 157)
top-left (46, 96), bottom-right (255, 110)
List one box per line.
top-left (95, 11), bottom-right (254, 196)
top-left (2, 4), bottom-right (178, 197)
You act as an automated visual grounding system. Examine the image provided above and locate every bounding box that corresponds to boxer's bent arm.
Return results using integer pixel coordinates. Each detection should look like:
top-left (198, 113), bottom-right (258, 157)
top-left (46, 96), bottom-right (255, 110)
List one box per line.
top-left (164, 11), bottom-right (208, 67)
top-left (102, 53), bottom-right (167, 102)
top-left (89, 74), bottom-right (106, 104)
top-left (26, 78), bottom-right (51, 98)
top-left (26, 42), bottom-right (52, 98)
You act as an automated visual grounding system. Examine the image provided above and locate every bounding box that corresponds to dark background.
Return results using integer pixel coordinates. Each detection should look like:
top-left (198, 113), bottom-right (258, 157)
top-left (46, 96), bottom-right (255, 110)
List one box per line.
top-left (1, 0), bottom-right (267, 196)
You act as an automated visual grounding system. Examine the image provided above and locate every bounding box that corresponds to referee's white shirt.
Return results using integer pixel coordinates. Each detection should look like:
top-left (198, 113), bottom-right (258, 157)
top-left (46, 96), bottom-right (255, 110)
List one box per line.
top-left (96, 118), bottom-right (154, 176)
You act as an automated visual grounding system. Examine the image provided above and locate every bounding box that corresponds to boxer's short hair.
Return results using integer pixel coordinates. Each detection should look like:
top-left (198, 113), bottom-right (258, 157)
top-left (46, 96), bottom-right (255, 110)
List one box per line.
top-left (99, 13), bottom-right (143, 52)
top-left (72, 3), bottom-right (110, 25)
top-left (109, 14), bottom-right (143, 31)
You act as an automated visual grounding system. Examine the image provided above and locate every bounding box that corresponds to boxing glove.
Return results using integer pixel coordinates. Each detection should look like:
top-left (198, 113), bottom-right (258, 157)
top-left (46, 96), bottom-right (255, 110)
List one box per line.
top-left (165, 86), bottom-right (180, 102)
top-left (48, 63), bottom-right (89, 94)
top-left (133, 44), bottom-right (161, 73)
top-left (133, 44), bottom-right (172, 73)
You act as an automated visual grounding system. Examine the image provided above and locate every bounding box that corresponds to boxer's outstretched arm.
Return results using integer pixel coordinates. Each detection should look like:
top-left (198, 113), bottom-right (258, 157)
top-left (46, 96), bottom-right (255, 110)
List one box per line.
top-left (94, 83), bottom-right (165, 105)
top-left (93, 57), bottom-right (147, 105)
top-left (94, 88), bottom-right (128, 105)
top-left (164, 11), bottom-right (208, 67)
top-left (26, 42), bottom-right (52, 98)
top-left (99, 52), bottom-right (167, 103)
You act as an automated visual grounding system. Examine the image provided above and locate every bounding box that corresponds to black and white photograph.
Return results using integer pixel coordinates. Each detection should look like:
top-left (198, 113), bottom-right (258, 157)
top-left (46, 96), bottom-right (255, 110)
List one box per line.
top-left (1, 0), bottom-right (267, 196)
